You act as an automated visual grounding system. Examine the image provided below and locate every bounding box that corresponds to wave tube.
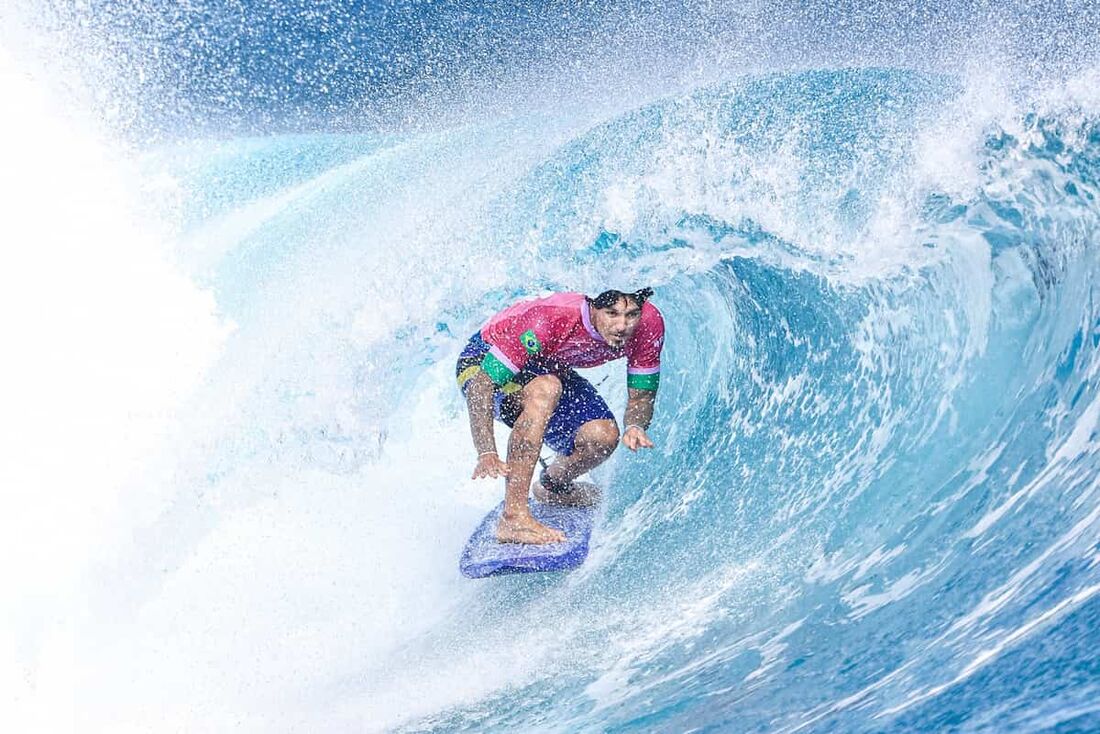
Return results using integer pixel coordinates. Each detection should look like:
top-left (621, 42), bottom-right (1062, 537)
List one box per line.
top-left (5, 11), bottom-right (1100, 731)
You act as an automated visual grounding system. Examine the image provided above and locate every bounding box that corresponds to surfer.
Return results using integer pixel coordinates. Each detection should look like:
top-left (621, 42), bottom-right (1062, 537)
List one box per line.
top-left (456, 288), bottom-right (665, 544)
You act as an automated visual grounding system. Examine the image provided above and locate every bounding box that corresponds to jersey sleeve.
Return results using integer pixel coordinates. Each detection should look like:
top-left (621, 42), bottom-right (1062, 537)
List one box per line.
top-left (625, 304), bottom-right (665, 391)
top-left (480, 307), bottom-right (559, 386)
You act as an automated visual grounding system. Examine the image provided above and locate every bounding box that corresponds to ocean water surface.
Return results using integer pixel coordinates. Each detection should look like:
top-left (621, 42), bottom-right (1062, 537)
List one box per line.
top-left (3, 2), bottom-right (1100, 731)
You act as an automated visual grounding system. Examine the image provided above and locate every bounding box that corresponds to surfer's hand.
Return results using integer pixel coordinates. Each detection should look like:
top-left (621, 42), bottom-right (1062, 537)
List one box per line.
top-left (472, 453), bottom-right (510, 479)
top-left (622, 426), bottom-right (654, 452)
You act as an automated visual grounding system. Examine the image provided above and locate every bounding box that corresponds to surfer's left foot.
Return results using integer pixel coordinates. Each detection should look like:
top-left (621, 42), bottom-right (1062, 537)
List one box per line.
top-left (534, 470), bottom-right (601, 507)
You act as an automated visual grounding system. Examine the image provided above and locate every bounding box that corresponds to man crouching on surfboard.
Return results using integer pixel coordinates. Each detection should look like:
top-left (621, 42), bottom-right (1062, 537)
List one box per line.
top-left (456, 288), bottom-right (665, 544)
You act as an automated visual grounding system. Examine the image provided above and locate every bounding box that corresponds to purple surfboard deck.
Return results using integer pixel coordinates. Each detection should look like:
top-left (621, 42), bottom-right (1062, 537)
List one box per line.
top-left (460, 492), bottom-right (598, 578)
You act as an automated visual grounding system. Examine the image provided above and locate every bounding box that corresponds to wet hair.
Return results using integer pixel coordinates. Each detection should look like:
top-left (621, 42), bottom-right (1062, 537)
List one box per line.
top-left (588, 287), bottom-right (654, 310)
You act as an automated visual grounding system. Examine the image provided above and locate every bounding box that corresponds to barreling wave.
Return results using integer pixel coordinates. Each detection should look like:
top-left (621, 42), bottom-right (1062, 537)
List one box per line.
top-left (49, 65), bottom-right (1100, 732)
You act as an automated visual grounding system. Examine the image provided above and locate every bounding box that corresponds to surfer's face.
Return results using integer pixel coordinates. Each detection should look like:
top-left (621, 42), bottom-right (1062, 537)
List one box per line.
top-left (593, 296), bottom-right (643, 348)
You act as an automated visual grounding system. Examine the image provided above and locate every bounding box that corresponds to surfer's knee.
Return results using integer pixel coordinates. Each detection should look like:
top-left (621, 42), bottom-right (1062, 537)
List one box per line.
top-left (577, 419), bottom-right (620, 455)
top-left (522, 374), bottom-right (562, 413)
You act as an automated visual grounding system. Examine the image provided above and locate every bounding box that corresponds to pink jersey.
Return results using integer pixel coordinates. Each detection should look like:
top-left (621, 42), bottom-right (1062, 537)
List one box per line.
top-left (479, 292), bottom-right (664, 390)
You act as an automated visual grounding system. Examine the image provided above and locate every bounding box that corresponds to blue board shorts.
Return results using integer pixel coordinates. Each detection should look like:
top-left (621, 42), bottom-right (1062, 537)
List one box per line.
top-left (456, 332), bottom-right (614, 456)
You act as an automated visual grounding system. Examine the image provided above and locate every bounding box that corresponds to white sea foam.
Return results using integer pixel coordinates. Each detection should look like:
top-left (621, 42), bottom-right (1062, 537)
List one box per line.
top-left (0, 46), bottom-right (229, 731)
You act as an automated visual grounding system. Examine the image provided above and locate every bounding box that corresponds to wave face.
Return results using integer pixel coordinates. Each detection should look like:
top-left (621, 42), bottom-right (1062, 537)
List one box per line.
top-left (7, 9), bottom-right (1100, 732)
top-left (88, 67), bottom-right (1098, 733)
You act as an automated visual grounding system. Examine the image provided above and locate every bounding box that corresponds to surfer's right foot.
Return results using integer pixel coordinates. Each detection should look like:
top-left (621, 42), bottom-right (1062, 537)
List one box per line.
top-left (496, 512), bottom-right (566, 544)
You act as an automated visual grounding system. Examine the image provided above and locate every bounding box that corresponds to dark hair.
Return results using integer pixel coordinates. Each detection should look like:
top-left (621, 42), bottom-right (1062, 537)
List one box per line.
top-left (588, 287), bottom-right (654, 309)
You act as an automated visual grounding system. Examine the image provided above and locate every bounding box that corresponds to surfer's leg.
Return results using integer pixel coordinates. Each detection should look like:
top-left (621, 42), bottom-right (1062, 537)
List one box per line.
top-left (531, 367), bottom-right (617, 505)
top-left (534, 419), bottom-right (617, 506)
top-left (497, 375), bottom-right (567, 544)
top-left (546, 419), bottom-right (619, 482)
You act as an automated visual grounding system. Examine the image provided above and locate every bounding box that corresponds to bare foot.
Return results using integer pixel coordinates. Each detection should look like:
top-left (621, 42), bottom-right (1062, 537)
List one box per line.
top-left (533, 480), bottom-right (601, 507)
top-left (496, 511), bottom-right (566, 544)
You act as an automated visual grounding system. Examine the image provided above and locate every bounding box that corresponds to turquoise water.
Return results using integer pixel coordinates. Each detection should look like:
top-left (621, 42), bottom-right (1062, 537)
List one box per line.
top-left (6, 2), bottom-right (1100, 730)
top-left (115, 69), bottom-right (1100, 731)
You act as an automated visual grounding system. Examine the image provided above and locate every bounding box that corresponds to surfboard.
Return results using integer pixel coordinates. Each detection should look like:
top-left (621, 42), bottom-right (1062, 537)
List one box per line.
top-left (459, 484), bottom-right (598, 578)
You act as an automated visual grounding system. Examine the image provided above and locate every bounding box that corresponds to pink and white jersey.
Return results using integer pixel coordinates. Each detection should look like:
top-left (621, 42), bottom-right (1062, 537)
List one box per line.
top-left (478, 292), bottom-right (664, 390)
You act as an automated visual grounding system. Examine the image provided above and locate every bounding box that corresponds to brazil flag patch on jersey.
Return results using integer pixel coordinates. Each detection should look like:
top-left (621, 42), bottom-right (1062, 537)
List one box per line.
top-left (520, 329), bottom-right (542, 355)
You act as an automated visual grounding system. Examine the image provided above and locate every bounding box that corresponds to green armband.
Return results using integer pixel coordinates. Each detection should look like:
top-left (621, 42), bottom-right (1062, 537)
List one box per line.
top-left (627, 372), bottom-right (660, 390)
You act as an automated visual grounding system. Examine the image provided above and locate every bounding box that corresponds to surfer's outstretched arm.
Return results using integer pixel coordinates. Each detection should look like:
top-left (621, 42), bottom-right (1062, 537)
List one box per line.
top-left (465, 371), bottom-right (508, 479)
top-left (622, 387), bottom-right (657, 451)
